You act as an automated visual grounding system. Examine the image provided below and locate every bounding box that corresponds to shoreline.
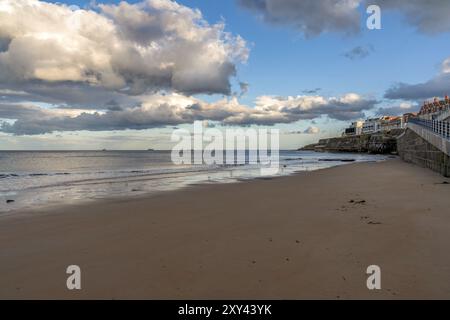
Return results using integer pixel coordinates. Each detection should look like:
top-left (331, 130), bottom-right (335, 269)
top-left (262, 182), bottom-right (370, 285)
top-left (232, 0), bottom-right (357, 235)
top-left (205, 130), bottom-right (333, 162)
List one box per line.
top-left (0, 152), bottom-right (387, 216)
top-left (1, 159), bottom-right (450, 299)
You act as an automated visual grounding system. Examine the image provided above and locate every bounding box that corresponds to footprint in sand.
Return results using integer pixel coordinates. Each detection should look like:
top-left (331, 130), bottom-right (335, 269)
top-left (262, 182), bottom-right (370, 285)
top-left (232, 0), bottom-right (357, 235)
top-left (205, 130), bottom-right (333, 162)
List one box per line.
top-left (349, 199), bottom-right (366, 204)
top-left (338, 199), bottom-right (368, 213)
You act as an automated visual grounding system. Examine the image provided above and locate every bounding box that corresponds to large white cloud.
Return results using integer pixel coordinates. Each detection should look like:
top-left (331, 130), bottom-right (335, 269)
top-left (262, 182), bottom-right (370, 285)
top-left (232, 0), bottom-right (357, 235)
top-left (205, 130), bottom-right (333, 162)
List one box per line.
top-left (0, 93), bottom-right (377, 135)
top-left (0, 0), bottom-right (248, 98)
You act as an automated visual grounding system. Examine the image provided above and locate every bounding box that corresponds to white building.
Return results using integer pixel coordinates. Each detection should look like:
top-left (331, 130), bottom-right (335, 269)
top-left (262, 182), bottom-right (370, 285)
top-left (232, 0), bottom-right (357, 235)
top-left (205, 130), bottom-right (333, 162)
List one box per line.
top-left (343, 121), bottom-right (364, 136)
top-left (379, 116), bottom-right (403, 131)
top-left (343, 116), bottom-right (405, 137)
top-left (362, 118), bottom-right (381, 134)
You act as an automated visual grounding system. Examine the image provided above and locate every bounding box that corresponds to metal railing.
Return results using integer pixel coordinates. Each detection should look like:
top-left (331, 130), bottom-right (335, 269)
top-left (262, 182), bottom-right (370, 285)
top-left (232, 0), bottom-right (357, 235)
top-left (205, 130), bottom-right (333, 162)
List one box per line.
top-left (436, 108), bottom-right (450, 121)
top-left (409, 118), bottom-right (450, 140)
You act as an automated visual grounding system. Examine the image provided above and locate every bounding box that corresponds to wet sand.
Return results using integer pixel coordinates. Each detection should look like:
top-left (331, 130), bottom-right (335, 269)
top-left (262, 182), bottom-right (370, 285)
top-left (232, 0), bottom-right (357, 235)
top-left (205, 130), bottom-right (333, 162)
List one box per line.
top-left (1, 158), bottom-right (450, 299)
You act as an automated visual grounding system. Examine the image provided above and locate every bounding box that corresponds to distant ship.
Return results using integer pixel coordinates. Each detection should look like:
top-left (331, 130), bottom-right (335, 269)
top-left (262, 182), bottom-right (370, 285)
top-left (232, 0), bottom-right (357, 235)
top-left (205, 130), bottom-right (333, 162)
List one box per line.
top-left (147, 149), bottom-right (155, 151)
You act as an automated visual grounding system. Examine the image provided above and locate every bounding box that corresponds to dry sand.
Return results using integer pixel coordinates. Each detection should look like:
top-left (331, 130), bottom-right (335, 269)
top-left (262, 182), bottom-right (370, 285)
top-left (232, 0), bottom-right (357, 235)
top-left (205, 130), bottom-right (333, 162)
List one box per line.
top-left (1, 158), bottom-right (450, 299)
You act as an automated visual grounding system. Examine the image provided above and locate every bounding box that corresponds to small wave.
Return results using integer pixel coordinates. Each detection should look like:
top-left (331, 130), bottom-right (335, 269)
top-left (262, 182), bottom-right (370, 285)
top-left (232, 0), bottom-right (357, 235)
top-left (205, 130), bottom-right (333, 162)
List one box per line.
top-left (318, 159), bottom-right (356, 162)
top-left (0, 172), bottom-right (71, 179)
top-left (218, 163), bottom-right (249, 168)
top-left (0, 174), bottom-right (19, 179)
top-left (28, 172), bottom-right (72, 177)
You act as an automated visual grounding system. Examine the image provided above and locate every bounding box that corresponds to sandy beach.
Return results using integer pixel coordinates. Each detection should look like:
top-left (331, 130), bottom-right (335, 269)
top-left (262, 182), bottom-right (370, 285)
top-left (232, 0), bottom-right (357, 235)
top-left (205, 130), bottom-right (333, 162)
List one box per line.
top-left (1, 158), bottom-right (450, 299)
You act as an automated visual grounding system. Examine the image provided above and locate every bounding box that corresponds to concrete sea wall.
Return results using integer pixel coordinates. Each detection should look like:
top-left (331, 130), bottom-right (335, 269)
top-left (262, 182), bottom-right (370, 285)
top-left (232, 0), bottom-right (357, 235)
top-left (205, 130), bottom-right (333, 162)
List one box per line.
top-left (301, 126), bottom-right (450, 176)
top-left (397, 128), bottom-right (450, 177)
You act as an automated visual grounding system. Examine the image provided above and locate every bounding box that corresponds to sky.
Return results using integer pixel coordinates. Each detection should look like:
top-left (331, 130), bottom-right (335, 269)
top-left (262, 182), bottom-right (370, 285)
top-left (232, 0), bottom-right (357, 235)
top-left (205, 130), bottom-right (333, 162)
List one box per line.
top-left (1, 0), bottom-right (450, 150)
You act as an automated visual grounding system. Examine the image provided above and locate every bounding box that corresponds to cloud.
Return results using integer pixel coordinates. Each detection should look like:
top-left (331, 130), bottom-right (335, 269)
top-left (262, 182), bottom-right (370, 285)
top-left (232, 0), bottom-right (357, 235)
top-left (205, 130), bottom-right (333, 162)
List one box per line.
top-left (245, 93), bottom-right (377, 122)
top-left (286, 126), bottom-right (321, 134)
top-left (303, 126), bottom-right (320, 134)
top-left (0, 0), bottom-right (249, 102)
top-left (1, 93), bottom-right (377, 135)
top-left (375, 102), bottom-right (419, 116)
top-left (0, 82), bottom-right (142, 109)
top-left (0, 89), bottom-right (28, 97)
top-left (0, 103), bottom-right (47, 120)
top-left (237, 0), bottom-right (361, 37)
top-left (237, 0), bottom-right (450, 36)
top-left (0, 0), bottom-right (382, 135)
top-left (384, 75), bottom-right (450, 100)
top-left (343, 45), bottom-right (373, 60)
top-left (384, 57), bottom-right (450, 100)
top-left (239, 82), bottom-right (250, 96)
top-left (0, 37), bottom-right (11, 52)
top-left (371, 0), bottom-right (450, 34)
top-left (0, 103), bottom-right (91, 120)
top-left (302, 88), bottom-right (321, 94)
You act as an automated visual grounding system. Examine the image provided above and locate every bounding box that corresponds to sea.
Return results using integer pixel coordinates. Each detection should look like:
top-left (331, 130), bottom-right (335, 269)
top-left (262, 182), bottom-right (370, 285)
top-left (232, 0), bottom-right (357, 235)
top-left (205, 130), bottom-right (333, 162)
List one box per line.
top-left (0, 150), bottom-right (388, 213)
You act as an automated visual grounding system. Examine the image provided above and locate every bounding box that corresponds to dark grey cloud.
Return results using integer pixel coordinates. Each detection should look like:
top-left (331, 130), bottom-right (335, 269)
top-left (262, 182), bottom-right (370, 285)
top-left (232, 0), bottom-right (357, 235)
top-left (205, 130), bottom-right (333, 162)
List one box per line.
top-left (371, 0), bottom-right (450, 34)
top-left (1, 106), bottom-right (180, 135)
top-left (239, 82), bottom-right (250, 96)
top-left (384, 73), bottom-right (450, 101)
top-left (0, 103), bottom-right (47, 119)
top-left (0, 82), bottom-right (140, 109)
top-left (237, 0), bottom-right (361, 37)
top-left (302, 88), bottom-right (321, 94)
top-left (343, 45), bottom-right (374, 60)
top-left (105, 100), bottom-right (124, 112)
top-left (375, 103), bottom-right (419, 116)
top-left (0, 37), bottom-right (11, 53)
top-left (238, 0), bottom-right (450, 36)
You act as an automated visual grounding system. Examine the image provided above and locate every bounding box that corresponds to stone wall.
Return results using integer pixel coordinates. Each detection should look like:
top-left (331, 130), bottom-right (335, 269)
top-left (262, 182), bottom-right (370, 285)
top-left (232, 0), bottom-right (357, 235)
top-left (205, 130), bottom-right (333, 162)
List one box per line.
top-left (397, 128), bottom-right (450, 177)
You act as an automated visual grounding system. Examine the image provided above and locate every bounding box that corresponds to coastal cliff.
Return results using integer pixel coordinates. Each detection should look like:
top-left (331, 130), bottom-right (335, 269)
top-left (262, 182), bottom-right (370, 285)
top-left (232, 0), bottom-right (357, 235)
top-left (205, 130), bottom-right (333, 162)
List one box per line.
top-left (301, 129), bottom-right (405, 154)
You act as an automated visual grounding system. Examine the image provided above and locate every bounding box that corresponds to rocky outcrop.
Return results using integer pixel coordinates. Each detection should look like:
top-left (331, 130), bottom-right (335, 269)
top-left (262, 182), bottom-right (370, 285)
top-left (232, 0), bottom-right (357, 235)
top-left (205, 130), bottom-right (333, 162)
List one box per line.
top-left (300, 129), bottom-right (404, 154)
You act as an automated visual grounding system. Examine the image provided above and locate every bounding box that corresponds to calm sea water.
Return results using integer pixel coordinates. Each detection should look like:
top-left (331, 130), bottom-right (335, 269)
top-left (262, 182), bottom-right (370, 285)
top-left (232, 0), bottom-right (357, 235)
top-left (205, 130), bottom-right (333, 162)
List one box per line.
top-left (0, 150), bottom-right (387, 213)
